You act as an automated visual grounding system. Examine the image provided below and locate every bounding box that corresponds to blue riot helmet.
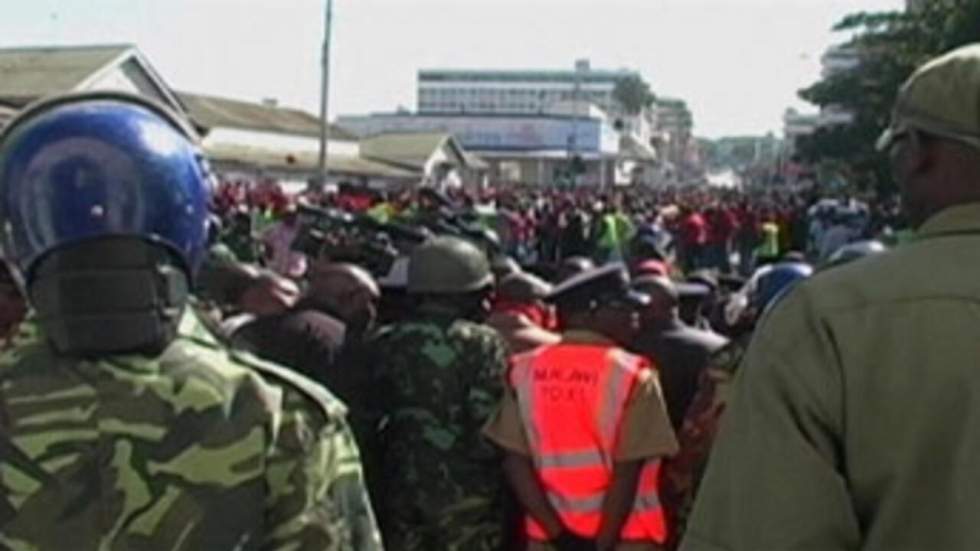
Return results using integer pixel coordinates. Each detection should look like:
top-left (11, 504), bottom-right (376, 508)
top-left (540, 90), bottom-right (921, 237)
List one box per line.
top-left (0, 92), bottom-right (212, 355)
top-left (749, 261), bottom-right (813, 315)
top-left (0, 91), bottom-right (211, 280)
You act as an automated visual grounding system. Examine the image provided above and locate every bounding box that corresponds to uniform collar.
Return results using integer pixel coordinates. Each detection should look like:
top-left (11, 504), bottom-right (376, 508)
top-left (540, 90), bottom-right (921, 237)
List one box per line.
top-left (917, 202), bottom-right (980, 240)
top-left (561, 329), bottom-right (615, 345)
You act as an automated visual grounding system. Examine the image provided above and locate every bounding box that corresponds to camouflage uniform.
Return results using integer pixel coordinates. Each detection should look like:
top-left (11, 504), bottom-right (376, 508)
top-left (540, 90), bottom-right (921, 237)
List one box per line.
top-left (370, 309), bottom-right (508, 551)
top-left (661, 338), bottom-right (747, 550)
top-left (0, 311), bottom-right (382, 551)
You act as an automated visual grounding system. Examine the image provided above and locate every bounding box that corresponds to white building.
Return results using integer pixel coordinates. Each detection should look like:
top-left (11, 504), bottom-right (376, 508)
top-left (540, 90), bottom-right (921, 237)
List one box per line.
top-left (338, 109), bottom-right (622, 186)
top-left (178, 92), bottom-right (417, 188)
top-left (417, 59), bottom-right (635, 116)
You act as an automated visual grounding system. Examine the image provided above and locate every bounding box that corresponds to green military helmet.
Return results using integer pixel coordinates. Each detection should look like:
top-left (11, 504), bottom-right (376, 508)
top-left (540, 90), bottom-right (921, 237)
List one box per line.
top-left (408, 236), bottom-right (493, 294)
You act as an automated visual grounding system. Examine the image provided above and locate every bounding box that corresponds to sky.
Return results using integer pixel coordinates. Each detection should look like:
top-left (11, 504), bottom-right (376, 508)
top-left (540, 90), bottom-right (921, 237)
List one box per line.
top-left (2, 0), bottom-right (905, 138)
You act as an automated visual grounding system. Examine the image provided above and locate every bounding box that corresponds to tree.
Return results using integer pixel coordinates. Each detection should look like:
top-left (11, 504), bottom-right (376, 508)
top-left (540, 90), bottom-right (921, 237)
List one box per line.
top-left (613, 75), bottom-right (656, 115)
top-left (797, 0), bottom-right (980, 192)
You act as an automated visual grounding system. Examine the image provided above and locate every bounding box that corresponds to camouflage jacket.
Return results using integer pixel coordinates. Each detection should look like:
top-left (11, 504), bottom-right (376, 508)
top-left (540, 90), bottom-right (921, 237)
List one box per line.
top-left (0, 311), bottom-right (381, 551)
top-left (368, 314), bottom-right (508, 551)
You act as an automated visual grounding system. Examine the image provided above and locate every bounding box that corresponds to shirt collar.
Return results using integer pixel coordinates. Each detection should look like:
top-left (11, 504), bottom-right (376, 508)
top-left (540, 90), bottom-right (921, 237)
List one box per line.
top-left (917, 202), bottom-right (980, 240)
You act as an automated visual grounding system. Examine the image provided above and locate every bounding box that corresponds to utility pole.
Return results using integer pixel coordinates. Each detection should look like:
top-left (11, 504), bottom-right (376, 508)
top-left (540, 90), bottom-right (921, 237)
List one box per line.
top-left (316, 0), bottom-right (334, 190)
top-left (568, 60), bottom-right (584, 187)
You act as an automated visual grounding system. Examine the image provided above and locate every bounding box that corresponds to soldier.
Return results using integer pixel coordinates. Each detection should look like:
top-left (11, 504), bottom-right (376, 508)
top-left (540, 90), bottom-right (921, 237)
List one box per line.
top-left (370, 236), bottom-right (508, 550)
top-left (0, 92), bottom-right (380, 551)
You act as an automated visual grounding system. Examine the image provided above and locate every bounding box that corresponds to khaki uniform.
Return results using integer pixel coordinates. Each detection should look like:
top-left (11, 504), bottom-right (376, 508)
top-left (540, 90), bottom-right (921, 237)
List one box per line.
top-left (485, 330), bottom-right (678, 551)
top-left (683, 203), bottom-right (980, 551)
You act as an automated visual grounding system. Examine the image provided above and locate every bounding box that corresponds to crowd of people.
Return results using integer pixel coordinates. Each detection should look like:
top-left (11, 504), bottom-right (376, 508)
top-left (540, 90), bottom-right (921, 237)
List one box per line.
top-left (2, 44), bottom-right (980, 551)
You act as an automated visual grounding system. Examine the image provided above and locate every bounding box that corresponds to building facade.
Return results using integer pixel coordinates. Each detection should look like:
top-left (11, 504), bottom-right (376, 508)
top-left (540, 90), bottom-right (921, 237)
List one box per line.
top-left (337, 110), bottom-right (621, 186)
top-left (417, 59), bottom-right (635, 116)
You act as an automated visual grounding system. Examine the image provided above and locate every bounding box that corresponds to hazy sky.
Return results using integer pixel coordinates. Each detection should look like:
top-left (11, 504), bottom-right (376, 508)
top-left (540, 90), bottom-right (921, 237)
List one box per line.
top-left (3, 0), bottom-right (904, 138)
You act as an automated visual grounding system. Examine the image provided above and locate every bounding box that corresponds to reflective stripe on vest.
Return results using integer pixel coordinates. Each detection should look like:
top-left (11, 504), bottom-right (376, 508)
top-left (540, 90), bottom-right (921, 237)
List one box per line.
top-left (509, 344), bottom-right (668, 543)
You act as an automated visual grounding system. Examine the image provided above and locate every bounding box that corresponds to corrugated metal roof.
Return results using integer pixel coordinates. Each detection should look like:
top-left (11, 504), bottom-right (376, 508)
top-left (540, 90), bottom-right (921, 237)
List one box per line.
top-left (361, 132), bottom-right (489, 170)
top-left (178, 91), bottom-right (357, 141)
top-left (361, 132), bottom-right (448, 168)
top-left (203, 143), bottom-right (419, 179)
top-left (0, 44), bottom-right (131, 106)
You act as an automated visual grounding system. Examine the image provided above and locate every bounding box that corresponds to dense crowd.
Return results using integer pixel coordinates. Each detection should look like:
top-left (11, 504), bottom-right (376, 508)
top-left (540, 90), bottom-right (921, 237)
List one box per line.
top-left (4, 43), bottom-right (980, 551)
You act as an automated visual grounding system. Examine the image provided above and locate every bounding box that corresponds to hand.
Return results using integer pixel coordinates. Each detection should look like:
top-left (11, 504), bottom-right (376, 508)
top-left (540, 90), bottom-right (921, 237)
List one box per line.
top-left (553, 530), bottom-right (597, 551)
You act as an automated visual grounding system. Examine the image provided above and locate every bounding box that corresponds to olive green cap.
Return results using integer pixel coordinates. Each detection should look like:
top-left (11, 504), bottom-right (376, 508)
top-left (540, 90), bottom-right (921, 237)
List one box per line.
top-left (878, 44), bottom-right (980, 151)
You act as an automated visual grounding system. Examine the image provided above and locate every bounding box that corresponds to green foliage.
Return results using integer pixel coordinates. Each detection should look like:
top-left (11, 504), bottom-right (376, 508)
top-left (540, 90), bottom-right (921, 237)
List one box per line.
top-left (798, 0), bottom-right (980, 192)
top-left (612, 75), bottom-right (656, 115)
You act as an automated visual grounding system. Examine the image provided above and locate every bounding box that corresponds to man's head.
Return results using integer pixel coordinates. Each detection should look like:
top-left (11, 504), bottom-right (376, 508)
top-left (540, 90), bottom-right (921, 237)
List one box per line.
top-left (407, 236), bottom-right (494, 319)
top-left (878, 45), bottom-right (980, 228)
top-left (307, 262), bottom-right (381, 336)
top-left (239, 269), bottom-right (300, 317)
top-left (632, 275), bottom-right (679, 332)
top-left (496, 271), bottom-right (554, 329)
top-left (548, 264), bottom-right (648, 346)
top-left (0, 92), bottom-right (211, 355)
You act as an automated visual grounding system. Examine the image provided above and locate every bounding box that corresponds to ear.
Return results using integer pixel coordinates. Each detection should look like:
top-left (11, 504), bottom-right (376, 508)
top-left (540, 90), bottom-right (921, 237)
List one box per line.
top-left (905, 130), bottom-right (935, 176)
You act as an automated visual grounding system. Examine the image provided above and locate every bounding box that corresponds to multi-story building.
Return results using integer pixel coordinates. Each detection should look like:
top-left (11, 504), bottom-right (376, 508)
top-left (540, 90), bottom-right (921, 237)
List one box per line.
top-left (417, 59), bottom-right (636, 116)
top-left (653, 97), bottom-right (694, 168)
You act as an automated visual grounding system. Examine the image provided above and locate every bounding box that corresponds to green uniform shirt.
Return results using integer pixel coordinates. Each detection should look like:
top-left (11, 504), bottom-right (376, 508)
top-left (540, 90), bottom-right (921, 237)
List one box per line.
top-left (682, 203), bottom-right (980, 551)
top-left (370, 313), bottom-right (508, 551)
top-left (0, 310), bottom-right (381, 551)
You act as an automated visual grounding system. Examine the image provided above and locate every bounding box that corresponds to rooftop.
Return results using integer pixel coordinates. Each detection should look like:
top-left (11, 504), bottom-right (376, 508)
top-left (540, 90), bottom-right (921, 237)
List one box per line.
top-left (178, 91), bottom-right (357, 140)
top-left (203, 143), bottom-right (419, 179)
top-left (360, 131), bottom-right (484, 170)
top-left (361, 132), bottom-right (456, 170)
top-left (419, 68), bottom-right (637, 85)
top-left (0, 44), bottom-right (132, 107)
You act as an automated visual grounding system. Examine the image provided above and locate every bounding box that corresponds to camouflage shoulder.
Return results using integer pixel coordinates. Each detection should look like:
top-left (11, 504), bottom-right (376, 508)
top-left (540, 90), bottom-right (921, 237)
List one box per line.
top-left (230, 347), bottom-right (348, 421)
top-left (449, 319), bottom-right (505, 341)
top-left (369, 320), bottom-right (445, 347)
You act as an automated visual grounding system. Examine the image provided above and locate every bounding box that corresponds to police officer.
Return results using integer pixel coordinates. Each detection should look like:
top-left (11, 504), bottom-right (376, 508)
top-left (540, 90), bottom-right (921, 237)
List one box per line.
top-left (369, 236), bottom-right (508, 550)
top-left (682, 45), bottom-right (980, 551)
top-left (0, 93), bottom-right (380, 550)
top-left (484, 264), bottom-right (677, 551)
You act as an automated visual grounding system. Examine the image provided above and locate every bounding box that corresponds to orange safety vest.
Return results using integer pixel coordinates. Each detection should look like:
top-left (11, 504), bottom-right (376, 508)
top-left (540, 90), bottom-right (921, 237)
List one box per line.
top-left (509, 343), bottom-right (668, 543)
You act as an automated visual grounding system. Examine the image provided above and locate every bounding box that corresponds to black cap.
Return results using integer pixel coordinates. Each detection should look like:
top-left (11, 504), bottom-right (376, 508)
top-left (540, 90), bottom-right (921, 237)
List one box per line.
top-left (547, 263), bottom-right (649, 311)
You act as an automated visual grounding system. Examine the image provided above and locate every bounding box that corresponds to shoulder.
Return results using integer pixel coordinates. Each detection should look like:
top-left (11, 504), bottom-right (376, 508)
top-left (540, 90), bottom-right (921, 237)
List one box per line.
top-left (800, 239), bottom-right (952, 313)
top-left (231, 347), bottom-right (348, 423)
top-left (449, 319), bottom-right (504, 341)
top-left (450, 320), bottom-right (509, 356)
top-left (607, 346), bottom-right (652, 374)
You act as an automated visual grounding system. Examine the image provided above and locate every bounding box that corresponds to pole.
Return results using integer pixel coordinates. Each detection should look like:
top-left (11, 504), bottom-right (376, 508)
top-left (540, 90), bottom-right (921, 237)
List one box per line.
top-left (316, 0), bottom-right (333, 190)
top-left (568, 63), bottom-right (582, 186)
